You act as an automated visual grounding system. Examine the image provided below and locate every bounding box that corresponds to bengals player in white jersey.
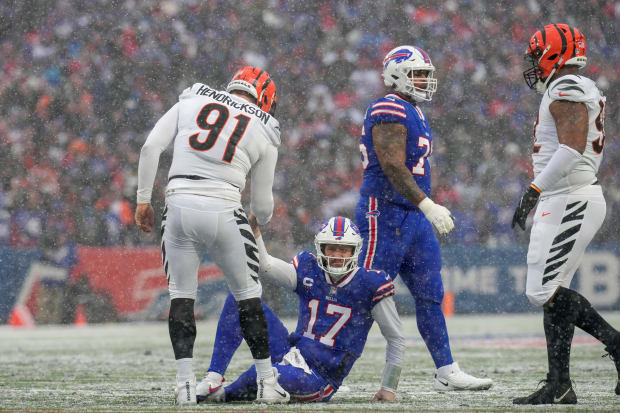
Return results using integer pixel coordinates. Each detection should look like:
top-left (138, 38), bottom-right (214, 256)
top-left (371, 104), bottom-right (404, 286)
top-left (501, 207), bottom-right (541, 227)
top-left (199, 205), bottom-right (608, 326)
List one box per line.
top-left (135, 67), bottom-right (289, 405)
top-left (512, 24), bottom-right (619, 405)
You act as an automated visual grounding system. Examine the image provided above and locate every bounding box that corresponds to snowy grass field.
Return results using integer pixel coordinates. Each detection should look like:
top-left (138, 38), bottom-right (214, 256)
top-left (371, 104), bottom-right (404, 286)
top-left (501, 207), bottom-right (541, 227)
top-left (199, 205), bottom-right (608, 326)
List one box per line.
top-left (1, 313), bottom-right (620, 412)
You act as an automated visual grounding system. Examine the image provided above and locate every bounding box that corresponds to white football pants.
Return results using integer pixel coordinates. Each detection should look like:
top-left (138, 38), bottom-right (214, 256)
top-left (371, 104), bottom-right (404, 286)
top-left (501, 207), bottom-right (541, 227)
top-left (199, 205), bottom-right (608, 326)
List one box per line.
top-left (162, 194), bottom-right (262, 301)
top-left (526, 184), bottom-right (606, 306)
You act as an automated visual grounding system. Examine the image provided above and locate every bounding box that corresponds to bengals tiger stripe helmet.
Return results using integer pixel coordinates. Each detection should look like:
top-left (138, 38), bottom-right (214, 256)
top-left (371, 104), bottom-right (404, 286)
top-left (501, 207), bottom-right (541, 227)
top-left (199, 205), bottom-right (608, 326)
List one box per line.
top-left (226, 66), bottom-right (277, 115)
top-left (523, 24), bottom-right (587, 94)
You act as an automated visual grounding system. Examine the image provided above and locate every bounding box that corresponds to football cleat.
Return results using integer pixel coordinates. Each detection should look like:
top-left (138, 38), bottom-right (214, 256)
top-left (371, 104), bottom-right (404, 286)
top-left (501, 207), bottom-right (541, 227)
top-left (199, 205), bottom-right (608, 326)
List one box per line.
top-left (197, 385), bottom-right (225, 403)
top-left (513, 376), bottom-right (577, 405)
top-left (196, 371), bottom-right (224, 397)
top-left (256, 367), bottom-right (290, 404)
top-left (174, 376), bottom-right (196, 405)
top-left (603, 336), bottom-right (620, 395)
top-left (434, 362), bottom-right (493, 391)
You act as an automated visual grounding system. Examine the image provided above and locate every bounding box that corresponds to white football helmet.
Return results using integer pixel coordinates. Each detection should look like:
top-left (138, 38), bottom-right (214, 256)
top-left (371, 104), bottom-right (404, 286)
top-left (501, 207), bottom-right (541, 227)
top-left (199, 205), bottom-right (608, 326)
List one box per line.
top-left (382, 45), bottom-right (437, 102)
top-left (314, 217), bottom-right (363, 282)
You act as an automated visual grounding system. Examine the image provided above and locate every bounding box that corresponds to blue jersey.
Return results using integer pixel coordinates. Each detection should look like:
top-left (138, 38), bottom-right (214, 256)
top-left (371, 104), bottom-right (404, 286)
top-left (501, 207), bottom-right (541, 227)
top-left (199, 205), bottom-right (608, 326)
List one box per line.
top-left (288, 251), bottom-right (395, 389)
top-left (359, 93), bottom-right (433, 209)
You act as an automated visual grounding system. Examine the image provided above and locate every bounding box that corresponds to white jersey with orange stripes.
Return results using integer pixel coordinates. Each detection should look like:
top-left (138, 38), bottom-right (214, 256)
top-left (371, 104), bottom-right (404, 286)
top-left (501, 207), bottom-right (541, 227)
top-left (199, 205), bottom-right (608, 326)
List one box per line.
top-left (533, 75), bottom-right (606, 197)
top-left (137, 83), bottom-right (280, 225)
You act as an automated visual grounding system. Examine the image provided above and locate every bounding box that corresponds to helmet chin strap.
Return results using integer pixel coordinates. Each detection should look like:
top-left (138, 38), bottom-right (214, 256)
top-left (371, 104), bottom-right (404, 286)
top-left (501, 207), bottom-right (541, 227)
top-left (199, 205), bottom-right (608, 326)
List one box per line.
top-left (536, 57), bottom-right (564, 94)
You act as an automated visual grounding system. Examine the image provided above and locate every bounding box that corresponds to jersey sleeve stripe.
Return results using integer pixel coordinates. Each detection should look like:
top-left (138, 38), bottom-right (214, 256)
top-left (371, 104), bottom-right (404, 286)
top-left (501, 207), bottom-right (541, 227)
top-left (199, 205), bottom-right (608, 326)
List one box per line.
top-left (363, 197), bottom-right (378, 268)
top-left (372, 102), bottom-right (406, 110)
top-left (292, 255), bottom-right (299, 269)
top-left (291, 384), bottom-right (334, 402)
top-left (372, 287), bottom-right (395, 302)
top-left (557, 85), bottom-right (585, 94)
top-left (370, 109), bottom-right (407, 118)
top-left (376, 281), bottom-right (394, 293)
top-left (413, 105), bottom-right (425, 121)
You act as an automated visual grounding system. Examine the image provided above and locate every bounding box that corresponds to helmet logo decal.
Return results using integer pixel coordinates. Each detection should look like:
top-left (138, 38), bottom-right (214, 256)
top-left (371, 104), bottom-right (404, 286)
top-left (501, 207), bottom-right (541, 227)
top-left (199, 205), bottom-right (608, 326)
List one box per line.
top-left (383, 48), bottom-right (413, 69)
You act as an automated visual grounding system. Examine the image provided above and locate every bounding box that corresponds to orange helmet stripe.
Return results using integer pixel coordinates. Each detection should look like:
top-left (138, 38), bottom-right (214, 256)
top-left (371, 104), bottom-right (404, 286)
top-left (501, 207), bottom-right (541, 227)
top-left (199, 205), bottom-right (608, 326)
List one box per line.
top-left (227, 66), bottom-right (277, 114)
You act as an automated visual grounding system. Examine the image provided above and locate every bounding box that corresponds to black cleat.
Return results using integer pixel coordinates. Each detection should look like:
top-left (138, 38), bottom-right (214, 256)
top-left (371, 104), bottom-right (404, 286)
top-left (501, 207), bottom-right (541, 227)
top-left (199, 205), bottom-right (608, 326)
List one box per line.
top-left (603, 337), bottom-right (620, 395)
top-left (513, 378), bottom-right (577, 405)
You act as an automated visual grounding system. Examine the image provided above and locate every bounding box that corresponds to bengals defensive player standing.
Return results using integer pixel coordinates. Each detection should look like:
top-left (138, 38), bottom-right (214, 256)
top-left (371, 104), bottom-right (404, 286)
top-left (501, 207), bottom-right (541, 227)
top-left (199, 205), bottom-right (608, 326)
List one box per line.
top-left (512, 24), bottom-right (619, 405)
top-left (135, 66), bottom-right (289, 405)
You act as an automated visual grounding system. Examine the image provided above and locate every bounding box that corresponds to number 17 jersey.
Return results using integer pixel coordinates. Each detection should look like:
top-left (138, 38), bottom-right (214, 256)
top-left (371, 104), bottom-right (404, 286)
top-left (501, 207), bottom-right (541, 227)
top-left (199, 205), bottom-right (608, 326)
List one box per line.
top-left (359, 93), bottom-right (433, 209)
top-left (288, 251), bottom-right (395, 388)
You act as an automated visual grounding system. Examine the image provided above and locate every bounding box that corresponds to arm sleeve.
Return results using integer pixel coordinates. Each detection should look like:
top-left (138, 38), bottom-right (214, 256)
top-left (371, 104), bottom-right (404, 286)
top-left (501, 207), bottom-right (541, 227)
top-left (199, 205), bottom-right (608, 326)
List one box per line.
top-left (371, 296), bottom-right (406, 366)
top-left (532, 144), bottom-right (583, 191)
top-left (136, 103), bottom-right (179, 203)
top-left (250, 144), bottom-right (278, 225)
top-left (255, 234), bottom-right (297, 291)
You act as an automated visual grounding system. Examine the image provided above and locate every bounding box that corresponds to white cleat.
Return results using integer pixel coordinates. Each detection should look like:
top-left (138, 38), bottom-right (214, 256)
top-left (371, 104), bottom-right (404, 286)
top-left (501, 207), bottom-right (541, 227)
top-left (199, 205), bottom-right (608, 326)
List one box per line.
top-left (196, 372), bottom-right (225, 403)
top-left (256, 367), bottom-right (290, 404)
top-left (196, 372), bottom-right (224, 396)
top-left (174, 376), bottom-right (197, 405)
top-left (198, 385), bottom-right (225, 403)
top-left (434, 362), bottom-right (493, 391)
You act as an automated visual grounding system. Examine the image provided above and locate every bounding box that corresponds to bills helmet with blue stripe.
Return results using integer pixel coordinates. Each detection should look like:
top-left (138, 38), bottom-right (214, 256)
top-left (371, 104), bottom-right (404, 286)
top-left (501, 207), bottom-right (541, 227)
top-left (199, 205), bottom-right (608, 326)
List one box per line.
top-left (382, 45), bottom-right (437, 102)
top-left (314, 216), bottom-right (363, 281)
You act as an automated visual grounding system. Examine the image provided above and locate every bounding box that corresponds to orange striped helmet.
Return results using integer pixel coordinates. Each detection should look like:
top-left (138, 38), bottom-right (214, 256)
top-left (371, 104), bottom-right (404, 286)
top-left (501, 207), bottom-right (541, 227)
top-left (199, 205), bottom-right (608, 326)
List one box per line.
top-left (226, 66), bottom-right (277, 115)
top-left (523, 24), bottom-right (587, 93)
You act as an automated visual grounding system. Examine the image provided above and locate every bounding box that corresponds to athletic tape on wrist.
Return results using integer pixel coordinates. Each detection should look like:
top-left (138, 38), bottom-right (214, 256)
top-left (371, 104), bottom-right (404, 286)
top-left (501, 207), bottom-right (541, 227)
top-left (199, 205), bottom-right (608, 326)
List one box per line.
top-left (417, 197), bottom-right (434, 215)
top-left (381, 363), bottom-right (401, 392)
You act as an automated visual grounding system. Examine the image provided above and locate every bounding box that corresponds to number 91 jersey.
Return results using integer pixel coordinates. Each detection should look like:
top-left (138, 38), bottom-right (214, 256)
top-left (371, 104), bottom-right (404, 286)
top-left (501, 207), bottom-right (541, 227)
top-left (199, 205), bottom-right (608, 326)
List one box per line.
top-left (533, 75), bottom-right (606, 195)
top-left (169, 83), bottom-right (280, 192)
top-left (288, 251), bottom-right (395, 388)
top-left (359, 93), bottom-right (433, 209)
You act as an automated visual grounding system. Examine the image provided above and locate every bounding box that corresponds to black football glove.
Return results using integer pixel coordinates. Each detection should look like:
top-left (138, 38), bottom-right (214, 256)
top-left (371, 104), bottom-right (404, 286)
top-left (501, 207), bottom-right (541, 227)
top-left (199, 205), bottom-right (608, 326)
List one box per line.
top-left (511, 184), bottom-right (541, 230)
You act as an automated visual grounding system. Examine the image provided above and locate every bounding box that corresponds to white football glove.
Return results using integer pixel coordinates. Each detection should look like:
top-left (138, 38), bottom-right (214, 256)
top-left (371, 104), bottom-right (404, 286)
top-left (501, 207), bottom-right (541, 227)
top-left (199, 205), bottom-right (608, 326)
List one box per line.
top-left (418, 198), bottom-right (454, 235)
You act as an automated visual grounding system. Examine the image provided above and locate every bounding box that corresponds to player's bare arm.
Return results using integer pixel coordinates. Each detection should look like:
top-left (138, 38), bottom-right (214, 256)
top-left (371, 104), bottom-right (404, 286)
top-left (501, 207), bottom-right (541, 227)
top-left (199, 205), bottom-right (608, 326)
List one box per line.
top-left (549, 100), bottom-right (588, 153)
top-left (372, 122), bottom-right (427, 205)
top-left (248, 213), bottom-right (260, 238)
top-left (373, 122), bottom-right (454, 234)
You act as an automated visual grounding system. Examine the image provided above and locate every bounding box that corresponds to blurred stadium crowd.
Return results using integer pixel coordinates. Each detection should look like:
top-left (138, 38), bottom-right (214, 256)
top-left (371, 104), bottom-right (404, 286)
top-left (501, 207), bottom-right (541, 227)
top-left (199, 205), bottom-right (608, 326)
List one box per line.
top-left (1, 0), bottom-right (618, 258)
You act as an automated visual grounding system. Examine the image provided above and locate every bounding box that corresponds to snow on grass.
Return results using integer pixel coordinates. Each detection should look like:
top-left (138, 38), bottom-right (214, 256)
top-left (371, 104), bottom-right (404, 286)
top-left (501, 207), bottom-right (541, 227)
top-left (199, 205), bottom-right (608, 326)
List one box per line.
top-left (1, 313), bottom-right (619, 412)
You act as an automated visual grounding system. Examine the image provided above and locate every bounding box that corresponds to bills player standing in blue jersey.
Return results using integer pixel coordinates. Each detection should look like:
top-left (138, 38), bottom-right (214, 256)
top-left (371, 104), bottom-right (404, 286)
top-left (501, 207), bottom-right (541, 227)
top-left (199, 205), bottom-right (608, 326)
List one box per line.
top-left (355, 45), bottom-right (492, 391)
top-left (196, 216), bottom-right (405, 403)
